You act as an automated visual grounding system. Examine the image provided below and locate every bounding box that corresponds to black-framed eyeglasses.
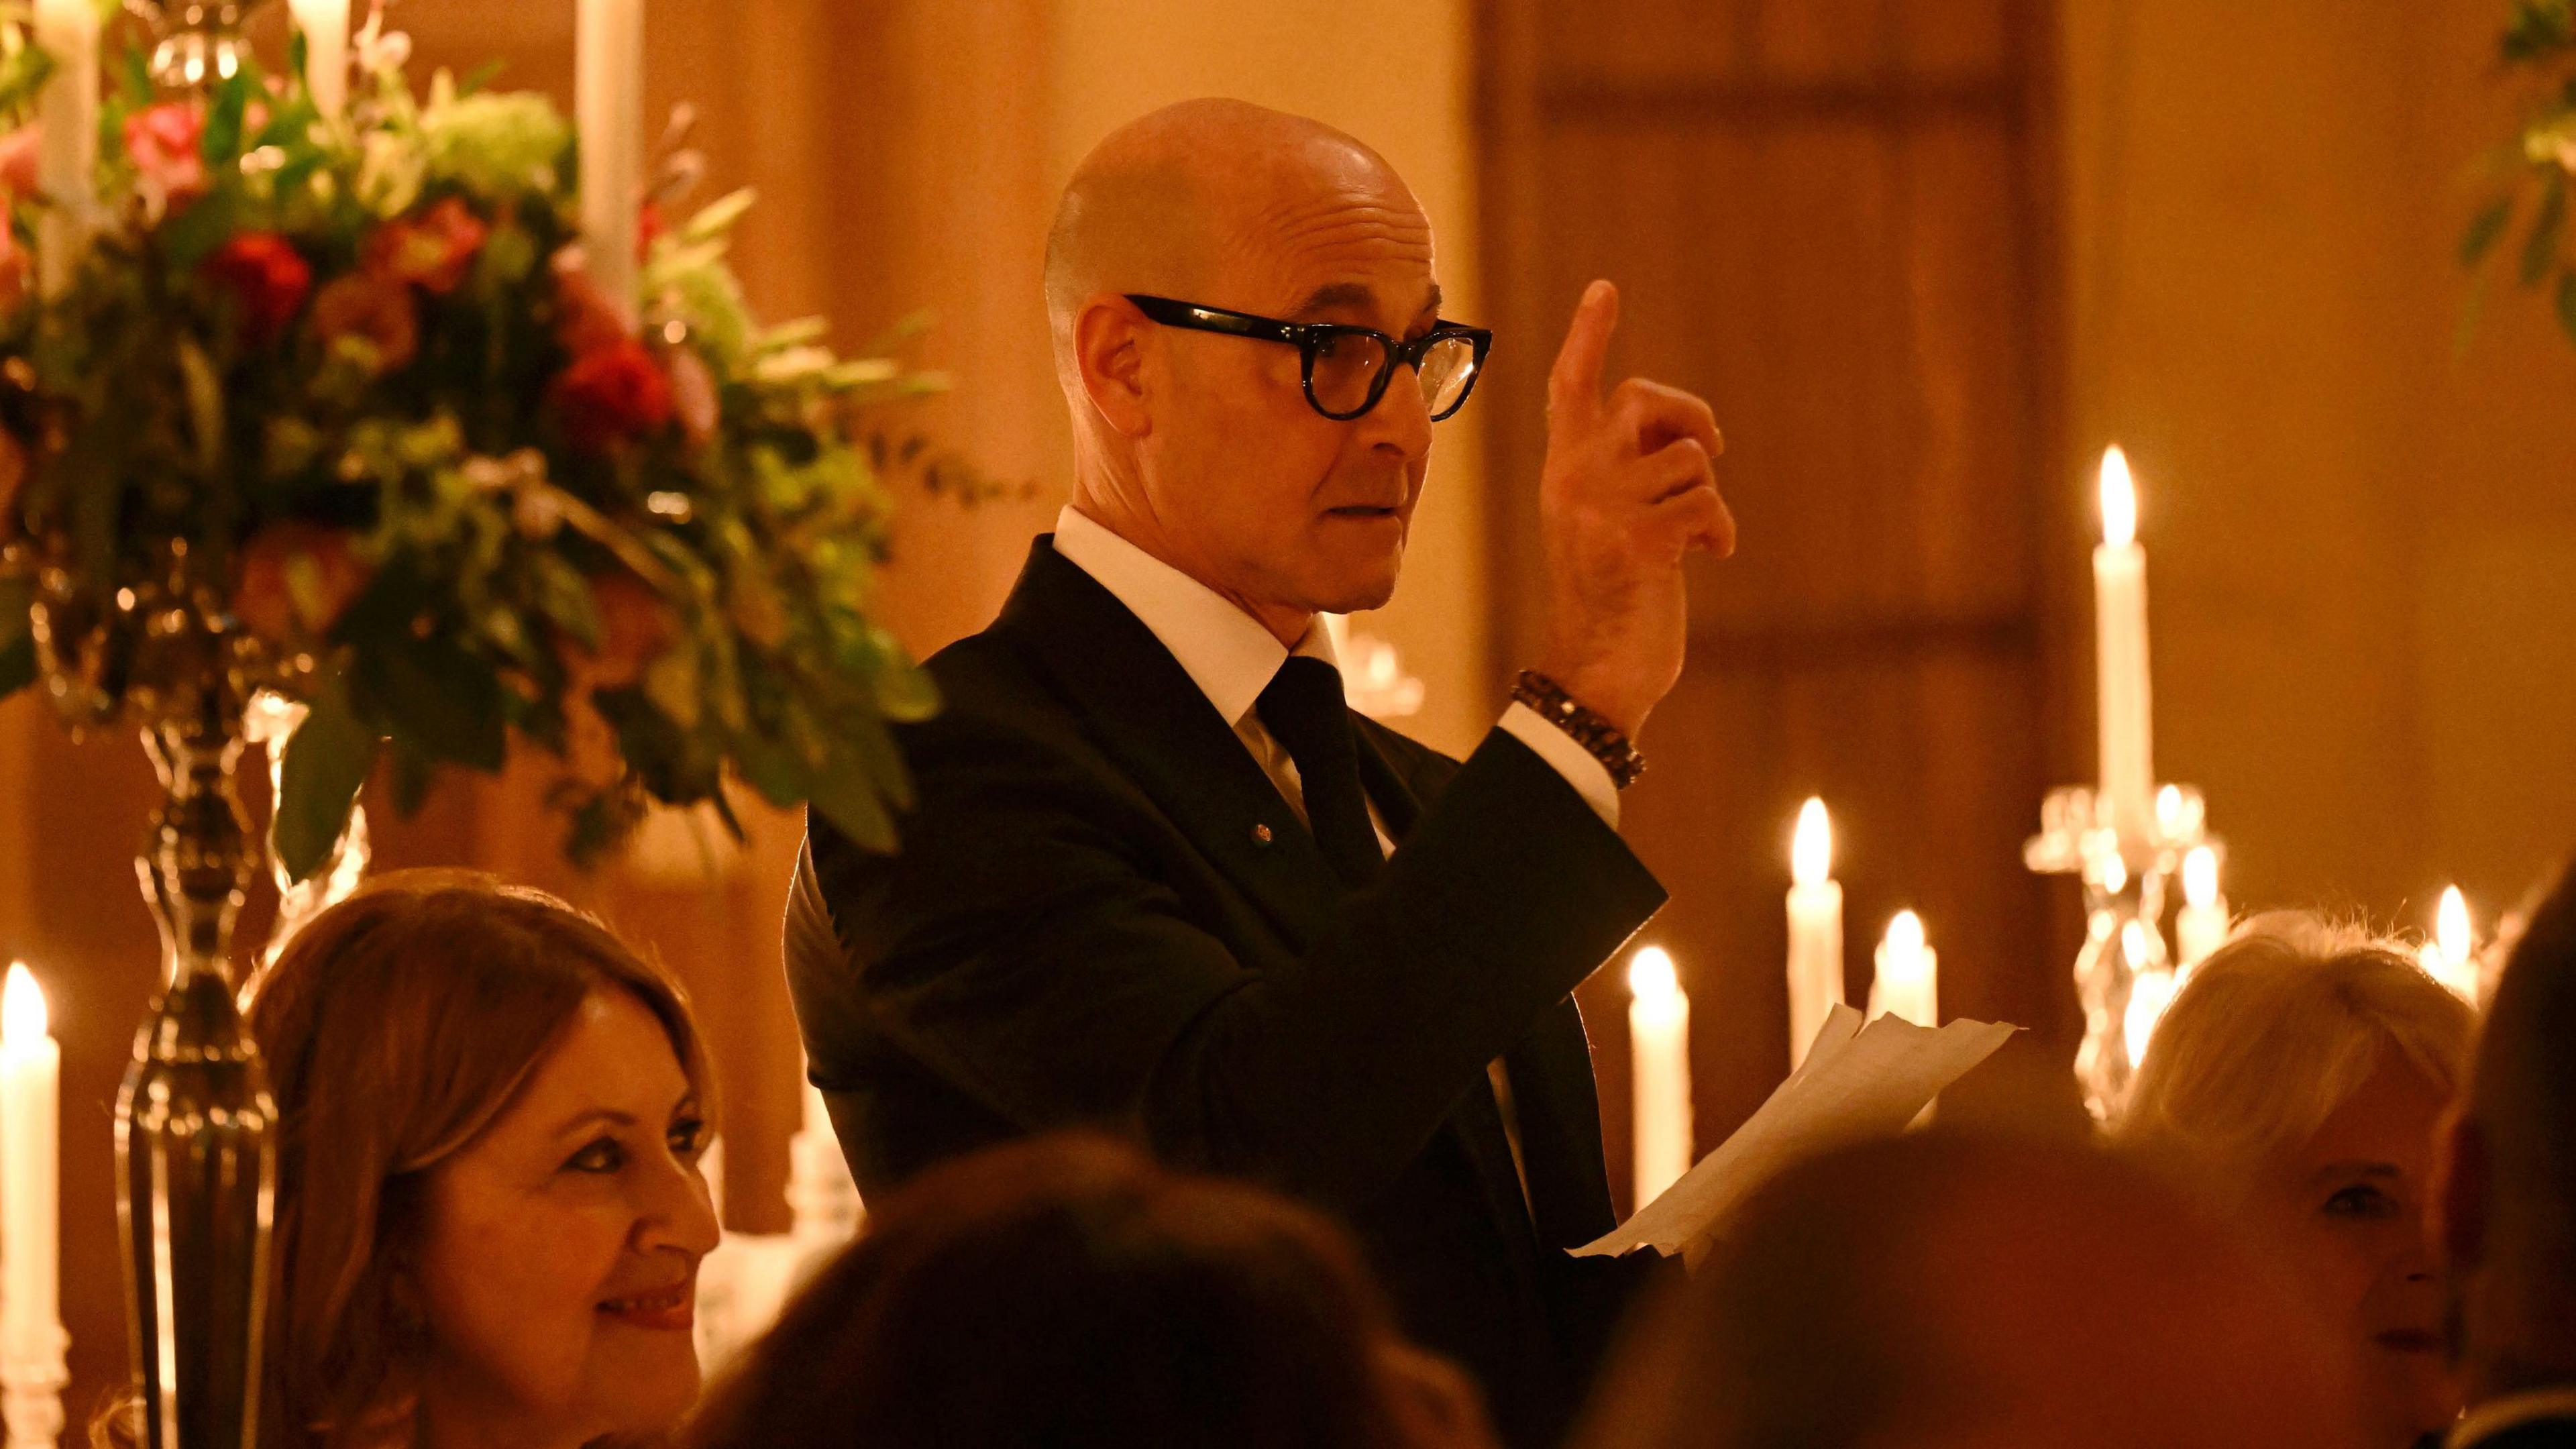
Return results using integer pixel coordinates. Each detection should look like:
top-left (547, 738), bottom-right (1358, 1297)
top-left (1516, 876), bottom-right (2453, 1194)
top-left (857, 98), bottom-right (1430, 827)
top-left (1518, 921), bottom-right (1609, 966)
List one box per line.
top-left (1125, 294), bottom-right (1493, 422)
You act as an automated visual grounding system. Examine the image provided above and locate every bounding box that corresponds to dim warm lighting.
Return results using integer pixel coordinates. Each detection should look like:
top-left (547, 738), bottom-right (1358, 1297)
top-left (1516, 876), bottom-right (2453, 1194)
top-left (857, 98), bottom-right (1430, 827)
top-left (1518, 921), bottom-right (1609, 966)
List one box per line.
top-left (1792, 798), bottom-right (1832, 888)
top-left (2184, 846), bottom-right (2220, 910)
top-left (1628, 945), bottom-right (1678, 1003)
top-left (2, 963), bottom-right (46, 1046)
top-left (2099, 445), bottom-right (2136, 549)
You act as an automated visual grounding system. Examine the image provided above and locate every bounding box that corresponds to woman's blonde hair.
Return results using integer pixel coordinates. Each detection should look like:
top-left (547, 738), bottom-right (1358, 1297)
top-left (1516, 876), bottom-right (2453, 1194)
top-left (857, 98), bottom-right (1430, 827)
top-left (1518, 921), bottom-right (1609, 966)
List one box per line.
top-left (239, 869), bottom-right (707, 1449)
top-left (2120, 910), bottom-right (2475, 1184)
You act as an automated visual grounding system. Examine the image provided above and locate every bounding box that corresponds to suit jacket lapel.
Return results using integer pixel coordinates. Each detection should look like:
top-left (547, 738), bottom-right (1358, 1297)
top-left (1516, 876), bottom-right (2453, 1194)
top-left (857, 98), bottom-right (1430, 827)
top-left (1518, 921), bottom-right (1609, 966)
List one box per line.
top-left (991, 539), bottom-right (1344, 949)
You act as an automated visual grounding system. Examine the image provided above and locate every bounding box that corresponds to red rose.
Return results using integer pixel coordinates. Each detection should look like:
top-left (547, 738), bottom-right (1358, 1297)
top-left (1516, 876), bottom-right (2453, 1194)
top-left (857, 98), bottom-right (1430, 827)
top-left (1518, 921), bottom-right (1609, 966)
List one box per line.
top-left (364, 197), bottom-right (490, 294)
top-left (636, 199), bottom-right (664, 258)
top-left (309, 270), bottom-right (419, 372)
top-left (233, 523), bottom-right (371, 641)
top-left (123, 103), bottom-right (209, 213)
top-left (201, 233), bottom-right (313, 346)
top-left (550, 339), bottom-right (673, 453)
top-left (550, 251), bottom-right (631, 356)
top-left (0, 126), bottom-right (40, 199)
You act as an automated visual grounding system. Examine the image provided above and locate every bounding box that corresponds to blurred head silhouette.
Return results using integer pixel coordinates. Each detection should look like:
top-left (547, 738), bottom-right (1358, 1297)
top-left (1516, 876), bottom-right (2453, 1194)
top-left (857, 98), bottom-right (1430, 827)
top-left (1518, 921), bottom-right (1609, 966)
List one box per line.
top-left (2435, 863), bottom-right (2576, 1409)
top-left (1572, 1133), bottom-right (2365, 1449)
top-left (686, 1132), bottom-right (1495, 1449)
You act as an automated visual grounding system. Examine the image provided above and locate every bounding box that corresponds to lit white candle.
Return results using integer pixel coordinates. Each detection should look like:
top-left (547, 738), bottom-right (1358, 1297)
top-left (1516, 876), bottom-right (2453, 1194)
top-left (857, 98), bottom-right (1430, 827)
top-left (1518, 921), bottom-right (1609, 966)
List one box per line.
top-left (2176, 845), bottom-right (2229, 968)
top-left (2422, 885), bottom-right (2479, 1005)
top-left (1627, 946), bottom-right (1693, 1208)
top-left (1870, 910), bottom-right (1938, 1028)
top-left (0, 963), bottom-right (64, 1448)
top-left (2094, 446), bottom-right (2155, 839)
top-left (32, 0), bottom-right (98, 298)
top-left (575, 0), bottom-right (645, 329)
top-left (1784, 798), bottom-right (1844, 1070)
top-left (289, 0), bottom-right (350, 120)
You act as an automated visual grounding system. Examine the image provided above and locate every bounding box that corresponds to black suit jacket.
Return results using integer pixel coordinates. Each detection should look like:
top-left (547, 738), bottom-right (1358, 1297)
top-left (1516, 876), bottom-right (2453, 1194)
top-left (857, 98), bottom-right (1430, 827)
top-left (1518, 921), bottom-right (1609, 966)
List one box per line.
top-left (786, 538), bottom-right (1669, 1446)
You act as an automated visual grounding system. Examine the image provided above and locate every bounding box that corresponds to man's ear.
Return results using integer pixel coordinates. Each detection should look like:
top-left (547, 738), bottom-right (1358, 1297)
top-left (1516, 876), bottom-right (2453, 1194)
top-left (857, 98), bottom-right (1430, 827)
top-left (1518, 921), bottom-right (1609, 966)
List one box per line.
top-left (2431, 1109), bottom-right (2489, 1273)
top-left (1075, 295), bottom-right (1153, 439)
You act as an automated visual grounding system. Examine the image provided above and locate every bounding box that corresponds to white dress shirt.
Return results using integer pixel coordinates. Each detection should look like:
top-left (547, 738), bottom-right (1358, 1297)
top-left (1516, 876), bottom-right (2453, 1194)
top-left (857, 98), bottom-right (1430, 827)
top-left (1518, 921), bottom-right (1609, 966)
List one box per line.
top-left (1052, 506), bottom-right (1619, 829)
top-left (1052, 505), bottom-right (1621, 1214)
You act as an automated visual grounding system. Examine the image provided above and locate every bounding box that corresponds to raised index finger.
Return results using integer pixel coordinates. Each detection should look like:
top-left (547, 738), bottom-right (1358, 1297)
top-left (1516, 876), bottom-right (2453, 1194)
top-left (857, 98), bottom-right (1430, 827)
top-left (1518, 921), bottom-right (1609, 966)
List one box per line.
top-left (1548, 279), bottom-right (1619, 425)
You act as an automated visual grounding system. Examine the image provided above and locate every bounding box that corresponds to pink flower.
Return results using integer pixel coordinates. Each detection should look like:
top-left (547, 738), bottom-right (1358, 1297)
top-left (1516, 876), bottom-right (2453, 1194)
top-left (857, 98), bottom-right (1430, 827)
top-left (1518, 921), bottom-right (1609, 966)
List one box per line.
top-left (123, 104), bottom-right (209, 213)
top-left (363, 197), bottom-right (490, 295)
top-left (0, 127), bottom-right (40, 199)
top-left (200, 233), bottom-right (312, 345)
top-left (550, 338), bottom-right (673, 453)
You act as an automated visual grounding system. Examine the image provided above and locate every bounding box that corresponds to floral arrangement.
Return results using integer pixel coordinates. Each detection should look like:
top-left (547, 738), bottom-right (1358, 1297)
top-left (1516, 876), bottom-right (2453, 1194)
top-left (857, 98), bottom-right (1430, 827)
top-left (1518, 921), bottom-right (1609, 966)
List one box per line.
top-left (2467, 0), bottom-right (2576, 339)
top-left (0, 6), bottom-right (949, 875)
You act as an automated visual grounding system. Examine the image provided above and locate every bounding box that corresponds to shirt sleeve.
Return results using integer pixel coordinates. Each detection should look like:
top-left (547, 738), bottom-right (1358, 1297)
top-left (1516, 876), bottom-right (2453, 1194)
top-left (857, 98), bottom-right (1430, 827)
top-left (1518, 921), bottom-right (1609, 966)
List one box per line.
top-left (1498, 701), bottom-right (1620, 829)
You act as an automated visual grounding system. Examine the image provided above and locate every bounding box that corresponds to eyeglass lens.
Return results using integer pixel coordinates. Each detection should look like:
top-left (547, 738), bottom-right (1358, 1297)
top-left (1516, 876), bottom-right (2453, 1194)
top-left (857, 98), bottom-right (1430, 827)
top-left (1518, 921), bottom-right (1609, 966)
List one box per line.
top-left (1309, 333), bottom-right (1481, 419)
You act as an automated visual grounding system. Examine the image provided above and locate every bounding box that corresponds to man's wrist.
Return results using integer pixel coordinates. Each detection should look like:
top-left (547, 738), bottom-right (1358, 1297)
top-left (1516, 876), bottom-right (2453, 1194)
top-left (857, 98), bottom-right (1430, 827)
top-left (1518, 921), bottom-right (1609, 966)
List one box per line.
top-left (1508, 670), bottom-right (1646, 789)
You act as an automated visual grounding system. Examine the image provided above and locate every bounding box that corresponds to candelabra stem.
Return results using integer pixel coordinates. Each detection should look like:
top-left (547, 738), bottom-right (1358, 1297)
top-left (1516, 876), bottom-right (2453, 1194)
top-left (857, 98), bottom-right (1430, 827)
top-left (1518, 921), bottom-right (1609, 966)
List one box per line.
top-left (117, 701), bottom-right (276, 1449)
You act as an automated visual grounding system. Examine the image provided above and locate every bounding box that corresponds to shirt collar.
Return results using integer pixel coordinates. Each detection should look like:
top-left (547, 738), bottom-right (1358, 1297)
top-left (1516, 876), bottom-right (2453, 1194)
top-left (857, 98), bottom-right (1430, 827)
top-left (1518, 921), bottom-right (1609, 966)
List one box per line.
top-left (2449, 1386), bottom-right (2576, 1449)
top-left (1052, 506), bottom-right (1338, 728)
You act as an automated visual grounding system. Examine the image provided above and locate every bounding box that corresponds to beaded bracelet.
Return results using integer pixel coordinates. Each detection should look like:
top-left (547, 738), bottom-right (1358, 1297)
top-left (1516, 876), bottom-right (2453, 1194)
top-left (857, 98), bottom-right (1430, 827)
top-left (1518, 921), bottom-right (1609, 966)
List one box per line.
top-left (1509, 670), bottom-right (1647, 790)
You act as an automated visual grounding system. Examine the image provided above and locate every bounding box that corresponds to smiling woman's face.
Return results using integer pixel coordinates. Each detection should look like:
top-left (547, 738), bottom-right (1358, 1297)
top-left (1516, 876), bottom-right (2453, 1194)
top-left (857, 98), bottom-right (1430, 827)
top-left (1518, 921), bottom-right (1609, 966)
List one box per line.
top-left (410, 989), bottom-right (719, 1448)
top-left (2259, 1057), bottom-right (2460, 1448)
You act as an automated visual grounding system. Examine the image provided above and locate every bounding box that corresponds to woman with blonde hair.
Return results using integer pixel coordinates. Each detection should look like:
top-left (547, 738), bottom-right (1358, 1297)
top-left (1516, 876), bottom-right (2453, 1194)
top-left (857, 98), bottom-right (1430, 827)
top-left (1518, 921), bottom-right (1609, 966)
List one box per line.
top-left (2121, 910), bottom-right (2477, 1449)
top-left (168, 870), bottom-right (720, 1449)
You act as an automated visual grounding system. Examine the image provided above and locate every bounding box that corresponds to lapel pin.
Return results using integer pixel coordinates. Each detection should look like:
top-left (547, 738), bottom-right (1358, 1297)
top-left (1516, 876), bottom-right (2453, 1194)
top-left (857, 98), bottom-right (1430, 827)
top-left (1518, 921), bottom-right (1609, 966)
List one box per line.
top-left (1250, 822), bottom-right (1274, 847)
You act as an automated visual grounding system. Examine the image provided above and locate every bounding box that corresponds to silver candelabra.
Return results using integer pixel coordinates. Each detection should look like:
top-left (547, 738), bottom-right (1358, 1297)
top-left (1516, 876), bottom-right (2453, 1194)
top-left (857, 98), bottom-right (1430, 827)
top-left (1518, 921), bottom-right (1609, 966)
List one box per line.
top-left (2026, 784), bottom-right (2214, 1120)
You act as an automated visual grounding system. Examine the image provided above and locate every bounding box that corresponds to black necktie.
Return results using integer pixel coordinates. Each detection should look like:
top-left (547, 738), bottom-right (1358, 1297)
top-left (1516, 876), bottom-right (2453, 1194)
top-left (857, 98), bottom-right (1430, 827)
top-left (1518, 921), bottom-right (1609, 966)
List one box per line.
top-left (1255, 656), bottom-right (1384, 888)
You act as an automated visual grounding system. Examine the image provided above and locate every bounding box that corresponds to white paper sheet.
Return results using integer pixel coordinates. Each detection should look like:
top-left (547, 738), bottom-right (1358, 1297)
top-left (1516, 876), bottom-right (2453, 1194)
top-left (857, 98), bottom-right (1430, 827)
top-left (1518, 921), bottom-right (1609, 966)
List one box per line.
top-left (1572, 1005), bottom-right (2019, 1265)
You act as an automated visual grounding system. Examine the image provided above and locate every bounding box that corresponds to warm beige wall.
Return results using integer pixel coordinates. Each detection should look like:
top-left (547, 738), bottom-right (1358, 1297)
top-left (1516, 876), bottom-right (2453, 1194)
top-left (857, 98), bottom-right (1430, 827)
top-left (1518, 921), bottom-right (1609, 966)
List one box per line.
top-left (2057, 0), bottom-right (2576, 933)
top-left (1044, 0), bottom-right (1493, 755)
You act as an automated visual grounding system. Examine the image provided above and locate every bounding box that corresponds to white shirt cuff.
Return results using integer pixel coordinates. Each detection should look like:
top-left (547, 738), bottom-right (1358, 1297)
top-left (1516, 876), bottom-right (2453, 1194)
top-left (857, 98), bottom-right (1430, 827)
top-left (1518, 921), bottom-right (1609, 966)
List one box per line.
top-left (1499, 702), bottom-right (1620, 829)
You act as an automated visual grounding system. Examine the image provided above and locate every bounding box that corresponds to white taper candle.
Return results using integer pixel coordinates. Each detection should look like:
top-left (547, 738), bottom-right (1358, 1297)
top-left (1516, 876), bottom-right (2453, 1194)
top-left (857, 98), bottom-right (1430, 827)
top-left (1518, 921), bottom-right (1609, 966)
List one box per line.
top-left (289, 0), bottom-right (351, 120)
top-left (32, 0), bottom-right (97, 298)
top-left (1627, 946), bottom-right (1693, 1208)
top-left (576, 0), bottom-right (645, 329)
top-left (2094, 446), bottom-right (2155, 839)
top-left (1784, 798), bottom-right (1843, 1069)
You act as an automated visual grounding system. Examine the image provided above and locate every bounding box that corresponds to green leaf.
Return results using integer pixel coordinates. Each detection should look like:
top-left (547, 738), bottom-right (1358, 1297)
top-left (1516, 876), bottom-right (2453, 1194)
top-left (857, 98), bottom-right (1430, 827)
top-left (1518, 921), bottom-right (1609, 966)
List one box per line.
top-left (2463, 195), bottom-right (2514, 268)
top-left (2555, 269), bottom-right (2576, 342)
top-left (274, 681), bottom-right (381, 883)
top-left (356, 640), bottom-right (508, 771)
top-left (175, 337), bottom-right (226, 475)
top-left (2525, 174), bottom-right (2568, 286)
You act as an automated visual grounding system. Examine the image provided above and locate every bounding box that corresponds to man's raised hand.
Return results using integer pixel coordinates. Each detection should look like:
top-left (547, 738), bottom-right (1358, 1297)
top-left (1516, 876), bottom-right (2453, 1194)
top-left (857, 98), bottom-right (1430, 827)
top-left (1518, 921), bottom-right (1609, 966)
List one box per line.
top-left (1532, 279), bottom-right (1734, 741)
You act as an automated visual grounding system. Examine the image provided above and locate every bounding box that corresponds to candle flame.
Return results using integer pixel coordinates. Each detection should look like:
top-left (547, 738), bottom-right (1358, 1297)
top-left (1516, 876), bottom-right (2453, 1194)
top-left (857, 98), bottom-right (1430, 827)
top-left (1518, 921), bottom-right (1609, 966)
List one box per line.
top-left (3, 962), bottom-right (46, 1045)
top-left (2100, 849), bottom-right (2128, 896)
top-left (1792, 797), bottom-right (1832, 887)
top-left (2100, 445), bottom-right (2137, 548)
top-left (2437, 886), bottom-right (2472, 967)
top-left (2184, 846), bottom-right (2220, 910)
top-left (1628, 945), bottom-right (1678, 1002)
top-left (1884, 910), bottom-right (1925, 957)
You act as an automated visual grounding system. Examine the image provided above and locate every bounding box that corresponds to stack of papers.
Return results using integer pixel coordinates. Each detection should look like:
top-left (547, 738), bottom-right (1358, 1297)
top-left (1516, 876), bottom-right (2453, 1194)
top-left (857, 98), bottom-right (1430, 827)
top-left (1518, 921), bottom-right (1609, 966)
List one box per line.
top-left (1573, 1005), bottom-right (2019, 1267)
